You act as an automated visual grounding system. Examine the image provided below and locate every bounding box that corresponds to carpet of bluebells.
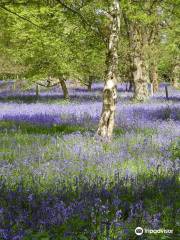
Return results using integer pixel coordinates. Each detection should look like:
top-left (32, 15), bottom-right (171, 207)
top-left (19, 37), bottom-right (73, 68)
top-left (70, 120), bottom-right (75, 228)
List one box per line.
top-left (0, 81), bottom-right (180, 240)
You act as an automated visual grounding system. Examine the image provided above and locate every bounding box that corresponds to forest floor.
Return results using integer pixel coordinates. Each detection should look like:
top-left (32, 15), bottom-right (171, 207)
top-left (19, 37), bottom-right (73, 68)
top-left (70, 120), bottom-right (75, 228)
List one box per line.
top-left (0, 82), bottom-right (179, 240)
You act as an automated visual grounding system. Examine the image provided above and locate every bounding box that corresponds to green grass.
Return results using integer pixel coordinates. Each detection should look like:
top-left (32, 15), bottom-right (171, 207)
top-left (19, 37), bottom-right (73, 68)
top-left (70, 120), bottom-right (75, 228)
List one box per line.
top-left (0, 120), bottom-right (89, 135)
top-left (0, 120), bottom-right (156, 136)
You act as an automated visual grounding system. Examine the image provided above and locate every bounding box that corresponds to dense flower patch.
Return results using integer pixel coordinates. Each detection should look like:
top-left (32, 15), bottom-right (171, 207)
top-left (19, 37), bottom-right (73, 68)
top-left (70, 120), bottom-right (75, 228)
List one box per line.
top-left (0, 82), bottom-right (179, 239)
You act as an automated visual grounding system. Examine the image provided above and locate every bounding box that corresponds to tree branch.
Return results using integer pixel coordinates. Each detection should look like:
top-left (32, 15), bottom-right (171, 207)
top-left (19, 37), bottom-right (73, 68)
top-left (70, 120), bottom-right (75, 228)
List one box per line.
top-left (55, 0), bottom-right (107, 44)
top-left (34, 81), bottom-right (60, 88)
top-left (0, 4), bottom-right (68, 41)
top-left (0, 5), bottom-right (42, 29)
top-left (55, 0), bottom-right (90, 27)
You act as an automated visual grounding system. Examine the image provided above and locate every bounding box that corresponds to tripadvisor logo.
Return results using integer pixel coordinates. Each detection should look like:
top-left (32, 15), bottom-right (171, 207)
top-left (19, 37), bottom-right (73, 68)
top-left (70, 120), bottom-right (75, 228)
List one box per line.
top-left (135, 227), bottom-right (173, 236)
top-left (135, 227), bottom-right (143, 236)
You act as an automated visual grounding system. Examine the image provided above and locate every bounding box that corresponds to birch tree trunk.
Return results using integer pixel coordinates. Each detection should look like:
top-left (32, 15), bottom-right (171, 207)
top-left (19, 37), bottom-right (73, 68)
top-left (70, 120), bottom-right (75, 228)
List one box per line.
top-left (130, 26), bottom-right (149, 101)
top-left (97, 0), bottom-right (120, 139)
top-left (59, 78), bottom-right (69, 99)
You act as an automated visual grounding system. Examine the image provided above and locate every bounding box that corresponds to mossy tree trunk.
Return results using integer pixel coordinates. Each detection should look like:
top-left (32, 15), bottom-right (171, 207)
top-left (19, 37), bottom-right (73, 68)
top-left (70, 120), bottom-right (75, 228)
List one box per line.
top-left (130, 25), bottom-right (149, 101)
top-left (124, 14), bottom-right (149, 101)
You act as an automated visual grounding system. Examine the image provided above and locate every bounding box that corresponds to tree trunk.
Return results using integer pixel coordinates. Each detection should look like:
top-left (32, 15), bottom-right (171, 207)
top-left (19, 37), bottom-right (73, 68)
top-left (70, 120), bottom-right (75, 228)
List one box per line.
top-left (124, 14), bottom-right (148, 101)
top-left (59, 78), bottom-right (69, 99)
top-left (150, 63), bottom-right (159, 93)
top-left (123, 14), bottom-right (136, 94)
top-left (87, 75), bottom-right (93, 91)
top-left (172, 63), bottom-right (180, 89)
top-left (128, 65), bottom-right (134, 92)
top-left (143, 61), bottom-right (150, 84)
top-left (133, 59), bottom-right (149, 101)
top-left (150, 83), bottom-right (154, 96)
top-left (36, 84), bottom-right (39, 99)
top-left (128, 55), bottom-right (135, 93)
top-left (97, 0), bottom-right (120, 139)
top-left (130, 26), bottom-right (149, 101)
top-left (165, 85), bottom-right (169, 100)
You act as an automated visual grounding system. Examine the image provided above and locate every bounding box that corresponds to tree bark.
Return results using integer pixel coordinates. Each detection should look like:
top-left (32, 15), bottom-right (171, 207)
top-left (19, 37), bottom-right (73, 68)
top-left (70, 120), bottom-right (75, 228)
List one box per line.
top-left (124, 13), bottom-right (149, 101)
top-left (172, 63), bottom-right (180, 89)
top-left (128, 64), bottom-right (134, 92)
top-left (165, 85), bottom-right (169, 100)
top-left (150, 63), bottom-right (159, 93)
top-left (133, 60), bottom-right (149, 101)
top-left (128, 80), bottom-right (134, 92)
top-left (130, 25), bottom-right (149, 101)
top-left (59, 78), bottom-right (69, 99)
top-left (127, 51), bottom-right (134, 93)
top-left (36, 84), bottom-right (39, 99)
top-left (97, 0), bottom-right (120, 139)
top-left (150, 83), bottom-right (154, 96)
top-left (87, 75), bottom-right (93, 91)
top-left (123, 15), bottom-right (135, 93)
